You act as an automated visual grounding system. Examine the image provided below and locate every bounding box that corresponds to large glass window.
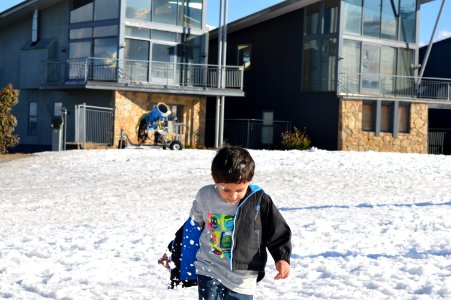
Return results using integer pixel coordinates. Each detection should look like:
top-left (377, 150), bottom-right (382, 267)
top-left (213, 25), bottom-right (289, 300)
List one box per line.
top-left (381, 0), bottom-right (398, 40)
top-left (321, 38), bottom-right (337, 91)
top-left (303, 39), bottom-right (320, 91)
top-left (380, 46), bottom-right (396, 95)
top-left (94, 0), bottom-right (119, 20)
top-left (343, 0), bottom-right (362, 35)
top-left (28, 102), bottom-right (38, 136)
top-left (342, 39), bottom-right (361, 93)
top-left (125, 26), bottom-right (152, 39)
top-left (126, 0), bottom-right (152, 21)
top-left (125, 39), bottom-right (150, 82)
top-left (179, 0), bottom-right (203, 28)
top-left (397, 48), bottom-right (415, 95)
top-left (305, 2), bottom-right (321, 35)
top-left (400, 0), bottom-right (417, 43)
top-left (69, 41), bottom-right (92, 58)
top-left (363, 0), bottom-right (381, 38)
top-left (153, 0), bottom-right (178, 26)
top-left (71, 0), bottom-right (93, 23)
top-left (361, 44), bottom-right (380, 91)
top-left (323, 0), bottom-right (339, 34)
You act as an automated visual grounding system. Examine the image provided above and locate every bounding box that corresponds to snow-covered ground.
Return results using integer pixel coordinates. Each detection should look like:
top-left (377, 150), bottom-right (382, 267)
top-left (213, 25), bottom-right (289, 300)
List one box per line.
top-left (0, 148), bottom-right (450, 299)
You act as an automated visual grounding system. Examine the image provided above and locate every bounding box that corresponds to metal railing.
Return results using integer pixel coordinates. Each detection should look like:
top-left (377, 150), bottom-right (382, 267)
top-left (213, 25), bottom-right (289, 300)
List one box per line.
top-left (338, 72), bottom-right (451, 101)
top-left (41, 57), bottom-right (244, 90)
top-left (220, 119), bottom-right (291, 149)
top-left (428, 129), bottom-right (451, 155)
top-left (75, 103), bottom-right (114, 148)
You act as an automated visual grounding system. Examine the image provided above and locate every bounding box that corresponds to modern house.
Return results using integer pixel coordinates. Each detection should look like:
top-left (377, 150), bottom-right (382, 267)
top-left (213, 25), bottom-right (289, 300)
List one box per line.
top-left (207, 0), bottom-right (451, 153)
top-left (0, 0), bottom-right (244, 152)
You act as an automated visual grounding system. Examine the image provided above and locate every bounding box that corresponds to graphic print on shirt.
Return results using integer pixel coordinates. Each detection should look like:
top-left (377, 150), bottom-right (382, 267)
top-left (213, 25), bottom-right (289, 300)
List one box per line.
top-left (207, 212), bottom-right (234, 261)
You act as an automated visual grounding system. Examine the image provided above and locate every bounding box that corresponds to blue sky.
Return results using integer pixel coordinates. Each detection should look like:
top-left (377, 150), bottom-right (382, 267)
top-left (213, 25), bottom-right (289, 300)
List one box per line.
top-left (1, 0), bottom-right (450, 45)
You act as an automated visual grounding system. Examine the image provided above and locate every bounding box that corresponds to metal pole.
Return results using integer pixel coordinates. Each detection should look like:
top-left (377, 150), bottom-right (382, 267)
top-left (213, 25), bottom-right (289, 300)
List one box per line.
top-left (215, 0), bottom-right (225, 148)
top-left (63, 107), bottom-right (67, 150)
top-left (219, 0), bottom-right (228, 146)
top-left (417, 0), bottom-right (447, 89)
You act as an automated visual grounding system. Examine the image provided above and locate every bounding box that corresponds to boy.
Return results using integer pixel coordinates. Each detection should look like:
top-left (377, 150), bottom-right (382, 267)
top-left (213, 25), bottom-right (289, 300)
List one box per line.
top-left (161, 146), bottom-right (291, 299)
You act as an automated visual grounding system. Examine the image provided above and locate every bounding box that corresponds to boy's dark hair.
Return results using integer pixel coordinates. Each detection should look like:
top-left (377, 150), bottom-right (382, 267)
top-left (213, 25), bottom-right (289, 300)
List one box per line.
top-left (211, 146), bottom-right (255, 183)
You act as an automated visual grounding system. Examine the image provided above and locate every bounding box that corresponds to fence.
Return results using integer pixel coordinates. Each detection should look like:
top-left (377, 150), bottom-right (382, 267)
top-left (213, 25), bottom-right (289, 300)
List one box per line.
top-left (220, 119), bottom-right (291, 149)
top-left (41, 58), bottom-right (244, 90)
top-left (428, 129), bottom-right (451, 155)
top-left (75, 104), bottom-right (114, 148)
top-left (338, 72), bottom-right (451, 101)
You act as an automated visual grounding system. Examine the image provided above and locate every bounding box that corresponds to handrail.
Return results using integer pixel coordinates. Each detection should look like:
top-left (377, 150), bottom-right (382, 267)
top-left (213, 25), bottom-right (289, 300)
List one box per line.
top-left (338, 72), bottom-right (451, 101)
top-left (41, 57), bottom-right (244, 90)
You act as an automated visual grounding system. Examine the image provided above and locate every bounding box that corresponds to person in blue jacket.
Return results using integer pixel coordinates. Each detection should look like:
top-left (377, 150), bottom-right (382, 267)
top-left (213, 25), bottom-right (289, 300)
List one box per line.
top-left (159, 145), bottom-right (292, 299)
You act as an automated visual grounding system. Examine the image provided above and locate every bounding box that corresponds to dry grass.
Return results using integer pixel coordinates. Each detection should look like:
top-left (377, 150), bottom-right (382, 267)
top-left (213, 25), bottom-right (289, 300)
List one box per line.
top-left (0, 153), bottom-right (32, 164)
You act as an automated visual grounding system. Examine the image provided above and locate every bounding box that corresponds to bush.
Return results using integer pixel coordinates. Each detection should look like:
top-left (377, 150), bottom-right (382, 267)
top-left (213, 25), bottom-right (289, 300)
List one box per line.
top-left (0, 84), bottom-right (19, 154)
top-left (281, 127), bottom-right (311, 150)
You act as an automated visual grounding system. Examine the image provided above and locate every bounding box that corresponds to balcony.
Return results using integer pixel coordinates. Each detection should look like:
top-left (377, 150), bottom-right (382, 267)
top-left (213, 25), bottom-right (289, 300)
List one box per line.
top-left (338, 72), bottom-right (451, 103)
top-left (40, 58), bottom-right (244, 97)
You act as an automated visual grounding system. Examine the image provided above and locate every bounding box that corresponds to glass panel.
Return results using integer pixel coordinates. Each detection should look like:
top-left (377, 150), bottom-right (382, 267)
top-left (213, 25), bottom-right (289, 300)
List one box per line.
top-left (363, 0), bottom-right (381, 38)
top-left (362, 102), bottom-right (374, 131)
top-left (397, 48), bottom-right (415, 96)
top-left (152, 30), bottom-right (178, 42)
top-left (28, 102), bottom-right (38, 136)
top-left (152, 44), bottom-right (177, 83)
top-left (125, 38), bottom-right (150, 81)
top-left (126, 0), bottom-right (152, 22)
top-left (303, 39), bottom-right (320, 92)
top-left (361, 44), bottom-right (380, 92)
top-left (321, 38), bottom-right (337, 91)
top-left (179, 0), bottom-right (202, 28)
top-left (181, 34), bottom-right (202, 64)
top-left (305, 2), bottom-right (321, 35)
top-left (94, 38), bottom-right (117, 59)
top-left (93, 38), bottom-right (118, 80)
top-left (153, 0), bottom-right (178, 25)
top-left (400, 0), bottom-right (416, 43)
top-left (341, 39), bottom-right (361, 93)
top-left (70, 0), bottom-right (93, 23)
top-left (94, 0), bottom-right (119, 20)
top-left (70, 28), bottom-right (92, 39)
top-left (125, 26), bottom-right (152, 39)
top-left (398, 103), bottom-right (410, 133)
top-left (238, 44), bottom-right (252, 70)
top-left (380, 103), bottom-right (392, 132)
top-left (343, 0), bottom-right (362, 35)
top-left (69, 41), bottom-right (91, 58)
top-left (54, 102), bottom-right (63, 117)
top-left (323, 0), bottom-right (339, 34)
top-left (381, 0), bottom-right (398, 40)
top-left (380, 46), bottom-right (396, 96)
top-left (94, 25), bottom-right (118, 38)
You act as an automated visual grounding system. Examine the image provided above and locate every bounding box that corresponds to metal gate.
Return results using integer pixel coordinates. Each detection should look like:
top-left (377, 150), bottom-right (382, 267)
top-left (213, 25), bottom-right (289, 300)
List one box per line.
top-left (75, 103), bottom-right (114, 148)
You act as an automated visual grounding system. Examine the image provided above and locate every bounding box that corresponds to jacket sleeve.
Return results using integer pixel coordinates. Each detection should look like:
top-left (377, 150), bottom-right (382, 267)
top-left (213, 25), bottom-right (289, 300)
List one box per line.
top-left (261, 193), bottom-right (292, 264)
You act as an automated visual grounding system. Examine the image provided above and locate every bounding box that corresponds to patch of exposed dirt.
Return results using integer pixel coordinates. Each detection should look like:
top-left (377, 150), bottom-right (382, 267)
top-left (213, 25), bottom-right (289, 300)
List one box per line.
top-left (0, 153), bottom-right (32, 164)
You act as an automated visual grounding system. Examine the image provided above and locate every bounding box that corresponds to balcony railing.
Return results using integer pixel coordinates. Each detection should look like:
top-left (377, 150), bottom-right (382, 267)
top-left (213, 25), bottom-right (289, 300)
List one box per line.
top-left (338, 72), bottom-right (451, 101)
top-left (41, 57), bottom-right (244, 90)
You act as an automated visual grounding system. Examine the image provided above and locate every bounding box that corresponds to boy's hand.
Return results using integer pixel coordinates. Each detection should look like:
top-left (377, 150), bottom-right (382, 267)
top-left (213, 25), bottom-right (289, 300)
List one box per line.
top-left (274, 260), bottom-right (290, 280)
top-left (158, 253), bottom-right (170, 269)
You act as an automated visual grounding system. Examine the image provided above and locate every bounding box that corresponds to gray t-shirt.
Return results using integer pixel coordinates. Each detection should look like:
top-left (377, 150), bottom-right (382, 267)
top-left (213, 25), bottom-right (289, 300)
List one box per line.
top-left (190, 184), bottom-right (258, 295)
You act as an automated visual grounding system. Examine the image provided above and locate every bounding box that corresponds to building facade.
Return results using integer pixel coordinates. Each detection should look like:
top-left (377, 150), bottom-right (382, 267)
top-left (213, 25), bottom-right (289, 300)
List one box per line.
top-left (0, 0), bottom-right (243, 151)
top-left (207, 0), bottom-right (450, 153)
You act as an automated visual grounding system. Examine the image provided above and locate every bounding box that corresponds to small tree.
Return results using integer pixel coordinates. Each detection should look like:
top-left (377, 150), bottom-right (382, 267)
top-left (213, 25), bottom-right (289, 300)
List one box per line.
top-left (281, 127), bottom-right (311, 150)
top-left (0, 84), bottom-right (19, 154)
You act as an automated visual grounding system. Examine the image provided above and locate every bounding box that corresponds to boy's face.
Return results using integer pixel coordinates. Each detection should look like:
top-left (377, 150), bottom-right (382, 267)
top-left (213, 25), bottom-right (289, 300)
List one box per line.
top-left (216, 182), bottom-right (249, 205)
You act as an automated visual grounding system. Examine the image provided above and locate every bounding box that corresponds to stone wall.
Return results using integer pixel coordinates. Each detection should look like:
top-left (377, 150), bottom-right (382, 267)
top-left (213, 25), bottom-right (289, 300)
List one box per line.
top-left (112, 91), bottom-right (206, 147)
top-left (338, 99), bottom-right (428, 153)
